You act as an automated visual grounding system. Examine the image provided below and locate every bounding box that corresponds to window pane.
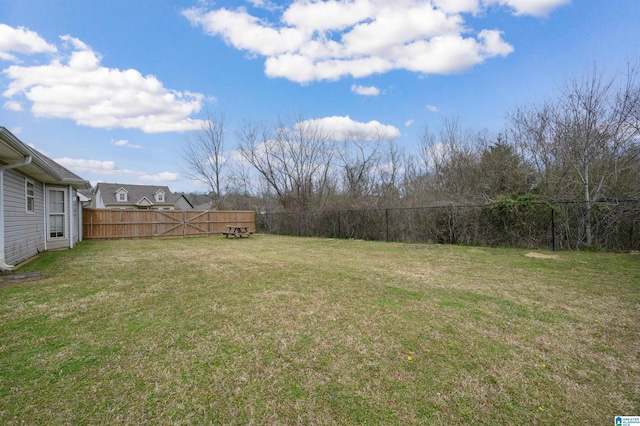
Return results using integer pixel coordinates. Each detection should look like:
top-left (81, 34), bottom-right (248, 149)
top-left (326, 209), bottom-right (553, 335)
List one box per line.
top-left (48, 190), bottom-right (65, 238)
top-left (50, 215), bottom-right (64, 238)
top-left (26, 182), bottom-right (35, 212)
top-left (49, 191), bottom-right (64, 213)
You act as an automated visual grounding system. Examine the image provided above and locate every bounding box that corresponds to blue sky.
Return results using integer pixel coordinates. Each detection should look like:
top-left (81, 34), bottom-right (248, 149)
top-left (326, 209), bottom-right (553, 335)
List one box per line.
top-left (1, 0), bottom-right (639, 193)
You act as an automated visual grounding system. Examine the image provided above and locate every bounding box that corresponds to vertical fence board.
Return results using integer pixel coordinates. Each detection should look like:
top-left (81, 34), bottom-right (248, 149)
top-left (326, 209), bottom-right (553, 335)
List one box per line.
top-left (83, 209), bottom-right (255, 239)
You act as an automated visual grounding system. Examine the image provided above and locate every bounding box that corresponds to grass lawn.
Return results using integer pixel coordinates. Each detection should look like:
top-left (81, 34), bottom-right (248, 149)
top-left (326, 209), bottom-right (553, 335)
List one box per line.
top-left (1, 235), bottom-right (639, 424)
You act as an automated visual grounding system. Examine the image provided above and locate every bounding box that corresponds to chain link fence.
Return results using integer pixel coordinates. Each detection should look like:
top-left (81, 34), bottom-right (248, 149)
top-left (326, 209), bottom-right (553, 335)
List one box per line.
top-left (256, 200), bottom-right (640, 251)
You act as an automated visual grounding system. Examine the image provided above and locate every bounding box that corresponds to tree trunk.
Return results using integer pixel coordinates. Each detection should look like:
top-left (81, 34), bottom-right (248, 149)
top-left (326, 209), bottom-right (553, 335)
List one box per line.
top-left (584, 162), bottom-right (592, 246)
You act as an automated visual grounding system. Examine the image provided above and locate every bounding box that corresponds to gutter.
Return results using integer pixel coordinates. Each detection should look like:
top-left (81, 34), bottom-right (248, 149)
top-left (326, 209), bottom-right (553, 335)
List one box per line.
top-left (0, 155), bottom-right (33, 271)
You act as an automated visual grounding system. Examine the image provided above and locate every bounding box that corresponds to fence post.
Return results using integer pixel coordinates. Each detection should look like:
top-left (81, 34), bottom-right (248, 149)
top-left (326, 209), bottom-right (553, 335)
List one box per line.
top-left (385, 209), bottom-right (389, 242)
top-left (449, 206), bottom-right (456, 244)
top-left (551, 207), bottom-right (556, 251)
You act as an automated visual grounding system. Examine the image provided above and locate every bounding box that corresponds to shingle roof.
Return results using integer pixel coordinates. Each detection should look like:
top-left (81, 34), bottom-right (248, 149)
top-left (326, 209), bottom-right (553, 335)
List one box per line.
top-left (21, 143), bottom-right (87, 183)
top-left (0, 127), bottom-right (89, 189)
top-left (95, 182), bottom-right (189, 207)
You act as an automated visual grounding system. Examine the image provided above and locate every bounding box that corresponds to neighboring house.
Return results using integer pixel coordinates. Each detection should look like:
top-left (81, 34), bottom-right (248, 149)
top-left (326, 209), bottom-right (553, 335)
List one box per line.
top-left (90, 183), bottom-right (193, 210)
top-left (0, 127), bottom-right (90, 271)
top-left (78, 188), bottom-right (93, 208)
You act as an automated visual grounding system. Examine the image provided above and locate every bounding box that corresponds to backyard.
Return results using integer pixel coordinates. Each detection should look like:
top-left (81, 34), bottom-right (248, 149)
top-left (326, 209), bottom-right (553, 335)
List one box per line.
top-left (1, 235), bottom-right (638, 424)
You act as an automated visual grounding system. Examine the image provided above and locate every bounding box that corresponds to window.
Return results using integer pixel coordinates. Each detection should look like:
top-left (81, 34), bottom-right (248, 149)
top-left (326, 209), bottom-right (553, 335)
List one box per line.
top-left (155, 190), bottom-right (165, 202)
top-left (116, 188), bottom-right (128, 202)
top-left (48, 190), bottom-right (65, 238)
top-left (25, 180), bottom-right (35, 213)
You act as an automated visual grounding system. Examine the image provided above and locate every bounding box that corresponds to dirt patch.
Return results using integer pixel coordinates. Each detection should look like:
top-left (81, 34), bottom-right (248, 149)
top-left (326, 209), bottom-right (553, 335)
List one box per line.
top-left (468, 248), bottom-right (491, 254)
top-left (0, 272), bottom-right (47, 289)
top-left (525, 252), bottom-right (559, 260)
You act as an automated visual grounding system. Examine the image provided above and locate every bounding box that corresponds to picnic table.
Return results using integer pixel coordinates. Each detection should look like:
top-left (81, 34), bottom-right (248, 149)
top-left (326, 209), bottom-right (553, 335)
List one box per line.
top-left (222, 225), bottom-right (251, 238)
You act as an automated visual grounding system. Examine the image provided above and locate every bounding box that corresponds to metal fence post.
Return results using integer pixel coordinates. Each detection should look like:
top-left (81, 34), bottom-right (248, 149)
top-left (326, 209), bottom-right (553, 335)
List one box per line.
top-left (385, 209), bottom-right (389, 242)
top-left (551, 207), bottom-right (556, 251)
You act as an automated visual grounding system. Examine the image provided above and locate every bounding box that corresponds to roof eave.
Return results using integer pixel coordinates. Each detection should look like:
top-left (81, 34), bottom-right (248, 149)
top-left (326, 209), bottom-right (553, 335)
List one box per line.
top-left (0, 127), bottom-right (90, 189)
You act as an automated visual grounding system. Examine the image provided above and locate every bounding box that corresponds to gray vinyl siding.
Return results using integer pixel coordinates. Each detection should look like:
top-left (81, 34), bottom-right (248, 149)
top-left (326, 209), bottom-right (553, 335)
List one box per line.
top-left (93, 188), bottom-right (105, 208)
top-left (174, 197), bottom-right (192, 211)
top-left (3, 169), bottom-right (45, 265)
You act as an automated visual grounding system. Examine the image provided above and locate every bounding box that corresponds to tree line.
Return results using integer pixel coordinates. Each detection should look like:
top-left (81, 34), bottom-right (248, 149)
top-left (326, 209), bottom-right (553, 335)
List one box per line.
top-left (182, 65), bottom-right (640, 248)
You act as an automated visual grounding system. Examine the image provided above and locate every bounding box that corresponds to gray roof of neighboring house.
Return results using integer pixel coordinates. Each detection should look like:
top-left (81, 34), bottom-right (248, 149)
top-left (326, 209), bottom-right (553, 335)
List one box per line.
top-left (95, 182), bottom-right (193, 207)
top-left (0, 127), bottom-right (90, 189)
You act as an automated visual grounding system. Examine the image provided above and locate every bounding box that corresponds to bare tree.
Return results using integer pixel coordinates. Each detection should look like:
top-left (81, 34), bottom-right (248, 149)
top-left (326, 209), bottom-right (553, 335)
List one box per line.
top-left (336, 129), bottom-right (386, 203)
top-left (375, 141), bottom-right (403, 202)
top-left (417, 117), bottom-right (481, 203)
top-left (181, 110), bottom-right (228, 209)
top-left (508, 64), bottom-right (640, 246)
top-left (555, 65), bottom-right (640, 245)
top-left (508, 102), bottom-right (570, 198)
top-left (237, 114), bottom-right (335, 213)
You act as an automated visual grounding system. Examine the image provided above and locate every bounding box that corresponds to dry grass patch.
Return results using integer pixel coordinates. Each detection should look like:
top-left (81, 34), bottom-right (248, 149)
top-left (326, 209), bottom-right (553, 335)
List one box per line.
top-left (1, 235), bottom-right (639, 424)
top-left (524, 252), bottom-right (560, 259)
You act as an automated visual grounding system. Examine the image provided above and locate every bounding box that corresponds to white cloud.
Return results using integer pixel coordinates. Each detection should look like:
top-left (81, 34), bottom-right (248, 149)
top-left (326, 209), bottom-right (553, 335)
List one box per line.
top-left (246, 0), bottom-right (282, 12)
top-left (55, 157), bottom-right (181, 183)
top-left (433, 0), bottom-right (480, 14)
top-left (112, 139), bottom-right (142, 149)
top-left (182, 7), bottom-right (307, 57)
top-left (298, 115), bottom-right (401, 141)
top-left (405, 119), bottom-right (415, 127)
top-left (426, 104), bottom-right (439, 112)
top-left (351, 84), bottom-right (380, 96)
top-left (1, 29), bottom-right (207, 133)
top-left (3, 100), bottom-right (23, 111)
top-left (282, 0), bottom-right (374, 32)
top-left (486, 0), bottom-right (571, 16)
top-left (139, 172), bottom-right (181, 182)
top-left (0, 24), bottom-right (57, 62)
top-left (181, 0), bottom-right (560, 83)
top-left (55, 158), bottom-right (121, 175)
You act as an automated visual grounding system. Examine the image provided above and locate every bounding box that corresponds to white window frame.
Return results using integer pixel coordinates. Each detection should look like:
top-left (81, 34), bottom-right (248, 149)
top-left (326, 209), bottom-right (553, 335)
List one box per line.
top-left (115, 188), bottom-right (128, 202)
top-left (155, 190), bottom-right (165, 202)
top-left (48, 189), bottom-right (65, 239)
top-left (25, 179), bottom-right (35, 214)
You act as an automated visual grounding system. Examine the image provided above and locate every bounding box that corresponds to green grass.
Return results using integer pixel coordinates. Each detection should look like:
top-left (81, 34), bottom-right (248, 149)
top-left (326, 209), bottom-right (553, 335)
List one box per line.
top-left (1, 235), bottom-right (639, 424)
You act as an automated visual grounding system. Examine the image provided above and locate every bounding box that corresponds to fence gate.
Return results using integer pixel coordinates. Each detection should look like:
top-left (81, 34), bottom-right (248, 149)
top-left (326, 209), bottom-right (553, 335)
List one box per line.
top-left (83, 209), bottom-right (255, 240)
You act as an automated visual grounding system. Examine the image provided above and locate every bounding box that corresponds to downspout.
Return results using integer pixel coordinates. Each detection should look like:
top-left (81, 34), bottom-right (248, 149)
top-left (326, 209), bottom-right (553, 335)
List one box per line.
top-left (68, 185), bottom-right (73, 249)
top-left (78, 196), bottom-right (83, 243)
top-left (43, 182), bottom-right (47, 252)
top-left (0, 156), bottom-right (33, 271)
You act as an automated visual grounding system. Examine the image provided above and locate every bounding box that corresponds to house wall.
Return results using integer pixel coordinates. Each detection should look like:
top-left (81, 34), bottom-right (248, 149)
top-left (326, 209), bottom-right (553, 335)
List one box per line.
top-left (93, 188), bottom-right (105, 208)
top-left (174, 197), bottom-right (192, 211)
top-left (3, 169), bottom-right (45, 265)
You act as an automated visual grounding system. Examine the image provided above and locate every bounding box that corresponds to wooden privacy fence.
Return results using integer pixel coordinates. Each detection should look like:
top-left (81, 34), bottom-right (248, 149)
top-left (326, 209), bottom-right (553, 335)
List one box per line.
top-left (83, 209), bottom-right (255, 240)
